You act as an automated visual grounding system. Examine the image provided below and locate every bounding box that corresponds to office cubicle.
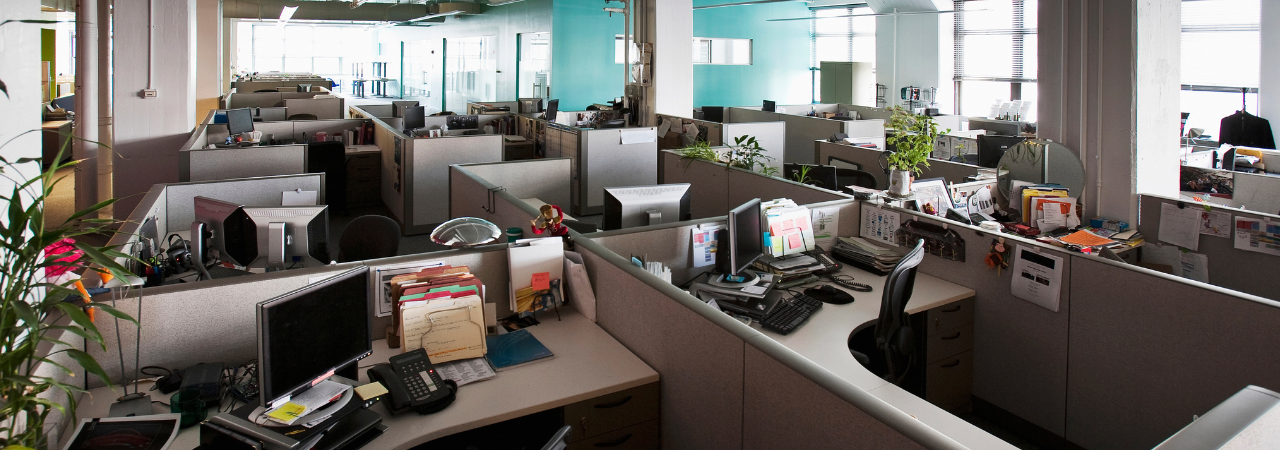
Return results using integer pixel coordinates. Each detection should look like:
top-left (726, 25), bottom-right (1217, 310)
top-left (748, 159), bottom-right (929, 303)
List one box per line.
top-left (466, 101), bottom-right (519, 115)
top-left (448, 159), bottom-right (572, 233)
top-left (541, 124), bottom-right (659, 216)
top-left (840, 104), bottom-right (967, 133)
top-left (231, 78), bottom-right (330, 94)
top-left (179, 112), bottom-right (376, 182)
top-left (221, 90), bottom-right (341, 117)
top-left (658, 149), bottom-right (851, 220)
top-left (655, 113), bottom-right (787, 174)
top-left (726, 106), bottom-right (885, 166)
top-left (815, 140), bottom-right (982, 190)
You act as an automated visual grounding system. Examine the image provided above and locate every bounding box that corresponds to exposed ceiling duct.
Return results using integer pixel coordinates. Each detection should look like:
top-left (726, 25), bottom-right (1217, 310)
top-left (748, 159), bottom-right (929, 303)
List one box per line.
top-left (222, 0), bottom-right (431, 22)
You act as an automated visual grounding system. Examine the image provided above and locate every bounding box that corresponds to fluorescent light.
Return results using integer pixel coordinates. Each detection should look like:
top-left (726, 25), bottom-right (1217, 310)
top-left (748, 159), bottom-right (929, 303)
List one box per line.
top-left (278, 5), bottom-right (298, 26)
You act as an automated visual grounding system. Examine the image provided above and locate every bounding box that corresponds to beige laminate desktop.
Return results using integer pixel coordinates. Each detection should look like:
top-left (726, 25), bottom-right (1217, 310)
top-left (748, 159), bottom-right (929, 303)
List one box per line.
top-left (66, 306), bottom-right (658, 450)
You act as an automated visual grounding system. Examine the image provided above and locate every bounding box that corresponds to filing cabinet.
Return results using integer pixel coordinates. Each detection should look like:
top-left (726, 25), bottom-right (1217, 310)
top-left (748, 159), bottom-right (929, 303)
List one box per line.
top-left (563, 382), bottom-right (659, 444)
top-left (346, 153), bottom-right (381, 207)
top-left (923, 297), bottom-right (974, 412)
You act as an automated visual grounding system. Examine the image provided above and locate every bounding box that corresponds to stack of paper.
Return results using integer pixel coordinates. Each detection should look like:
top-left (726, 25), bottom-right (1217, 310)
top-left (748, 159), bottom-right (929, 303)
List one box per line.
top-left (265, 380), bottom-right (350, 426)
top-left (508, 237), bottom-right (565, 316)
top-left (761, 199), bottom-right (816, 257)
top-left (833, 237), bottom-right (905, 274)
top-left (388, 265), bottom-right (486, 349)
top-left (400, 295), bottom-right (487, 363)
top-left (1016, 183), bottom-right (1071, 225)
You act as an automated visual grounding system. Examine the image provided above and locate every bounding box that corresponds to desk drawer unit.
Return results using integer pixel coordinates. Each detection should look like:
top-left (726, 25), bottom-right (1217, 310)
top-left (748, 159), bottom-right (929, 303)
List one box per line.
top-left (926, 324), bottom-right (973, 365)
top-left (926, 351), bottom-right (973, 412)
top-left (346, 154), bottom-right (381, 205)
top-left (923, 298), bottom-right (974, 412)
top-left (927, 297), bottom-right (973, 334)
top-left (567, 419), bottom-right (659, 450)
top-left (564, 382), bottom-right (659, 443)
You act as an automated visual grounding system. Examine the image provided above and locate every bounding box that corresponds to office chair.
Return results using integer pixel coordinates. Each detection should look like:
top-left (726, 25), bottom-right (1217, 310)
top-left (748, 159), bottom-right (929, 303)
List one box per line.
top-left (337, 215), bottom-right (401, 263)
top-left (288, 113), bottom-right (319, 121)
top-left (850, 240), bottom-right (926, 386)
top-left (540, 426), bottom-right (572, 450)
top-left (305, 141), bottom-right (348, 215)
top-left (834, 168), bottom-right (877, 194)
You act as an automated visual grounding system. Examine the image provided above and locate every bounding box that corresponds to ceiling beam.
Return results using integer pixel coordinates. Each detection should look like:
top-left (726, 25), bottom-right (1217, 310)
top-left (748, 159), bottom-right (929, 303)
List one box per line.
top-left (223, 0), bottom-right (432, 22)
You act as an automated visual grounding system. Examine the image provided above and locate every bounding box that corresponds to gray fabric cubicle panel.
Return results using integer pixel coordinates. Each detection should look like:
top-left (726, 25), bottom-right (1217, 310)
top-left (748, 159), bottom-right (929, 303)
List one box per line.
top-left (186, 145), bottom-right (307, 182)
top-left (449, 166), bottom-right (496, 226)
top-left (778, 115), bottom-right (846, 165)
top-left (661, 151), bottom-right (729, 219)
top-left (163, 174), bottom-right (324, 232)
top-left (726, 168), bottom-right (850, 208)
top-left (741, 345), bottom-right (927, 450)
top-left (905, 210), bottom-right (1073, 437)
top-left (588, 221), bottom-right (712, 286)
top-left (816, 141), bottom-right (980, 190)
top-left (353, 104), bottom-right (394, 118)
top-left (1231, 171), bottom-right (1280, 217)
top-left (583, 128), bottom-right (659, 212)
top-left (576, 245), bottom-right (745, 450)
top-left (375, 121), bottom-right (407, 228)
top-left (722, 122), bottom-right (786, 173)
top-left (461, 159), bottom-right (572, 210)
top-left (284, 98), bottom-right (344, 120)
top-left (1065, 257), bottom-right (1280, 450)
top-left (411, 135), bottom-right (504, 228)
top-left (291, 119), bottom-right (366, 141)
top-left (725, 107), bottom-right (777, 124)
top-left (1137, 195), bottom-right (1280, 301)
top-left (228, 92), bottom-right (286, 108)
top-left (841, 105), bottom-right (894, 121)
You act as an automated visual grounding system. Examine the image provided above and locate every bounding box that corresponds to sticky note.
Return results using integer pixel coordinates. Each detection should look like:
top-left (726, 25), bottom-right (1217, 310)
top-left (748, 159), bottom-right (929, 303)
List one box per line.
top-left (797, 219), bottom-right (811, 231)
top-left (783, 219), bottom-right (795, 229)
top-left (355, 382), bottom-right (389, 401)
top-left (531, 272), bottom-right (551, 291)
top-left (267, 402), bottom-right (306, 422)
top-left (787, 234), bottom-right (802, 249)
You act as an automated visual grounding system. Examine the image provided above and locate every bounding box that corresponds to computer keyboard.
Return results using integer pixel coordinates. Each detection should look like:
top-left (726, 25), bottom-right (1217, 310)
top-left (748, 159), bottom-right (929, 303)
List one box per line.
top-left (761, 293), bottom-right (823, 335)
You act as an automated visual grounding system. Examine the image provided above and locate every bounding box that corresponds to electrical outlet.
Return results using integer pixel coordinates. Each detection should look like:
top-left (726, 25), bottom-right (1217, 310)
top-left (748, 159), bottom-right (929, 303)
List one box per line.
top-left (141, 89), bottom-right (158, 98)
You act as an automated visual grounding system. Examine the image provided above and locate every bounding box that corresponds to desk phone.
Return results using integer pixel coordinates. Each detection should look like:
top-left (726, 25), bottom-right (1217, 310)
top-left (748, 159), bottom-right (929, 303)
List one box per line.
top-left (367, 349), bottom-right (457, 415)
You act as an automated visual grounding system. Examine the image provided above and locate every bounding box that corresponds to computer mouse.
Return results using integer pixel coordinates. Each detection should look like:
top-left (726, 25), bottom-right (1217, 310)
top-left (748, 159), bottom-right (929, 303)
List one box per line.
top-left (806, 284), bottom-right (855, 305)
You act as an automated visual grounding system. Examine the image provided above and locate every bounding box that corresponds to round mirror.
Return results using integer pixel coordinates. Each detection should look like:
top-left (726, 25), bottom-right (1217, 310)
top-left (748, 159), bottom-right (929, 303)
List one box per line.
top-left (996, 139), bottom-right (1086, 204)
top-left (430, 217), bottom-right (502, 248)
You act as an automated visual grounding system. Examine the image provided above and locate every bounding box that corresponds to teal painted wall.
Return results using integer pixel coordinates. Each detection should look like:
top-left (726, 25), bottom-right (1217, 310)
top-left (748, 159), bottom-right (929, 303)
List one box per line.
top-left (692, 1), bottom-right (812, 108)
top-left (551, 0), bottom-right (624, 111)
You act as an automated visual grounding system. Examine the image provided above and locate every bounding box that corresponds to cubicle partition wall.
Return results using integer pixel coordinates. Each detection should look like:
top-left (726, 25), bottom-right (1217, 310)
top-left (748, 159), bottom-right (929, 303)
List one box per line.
top-left (350, 104), bottom-right (394, 119)
top-left (223, 90), bottom-right (325, 110)
top-left (180, 118), bottom-right (373, 182)
top-left (283, 97), bottom-right (346, 120)
top-left (456, 159), bottom-right (572, 211)
top-left (541, 125), bottom-right (659, 216)
top-left (232, 79), bottom-right (330, 93)
top-left (408, 135), bottom-right (504, 231)
top-left (1137, 194), bottom-right (1280, 300)
top-left (658, 150), bottom-right (852, 219)
top-left (466, 101), bottom-right (519, 115)
top-left (815, 141), bottom-right (981, 189)
top-left (726, 106), bottom-right (885, 165)
top-left (448, 164), bottom-right (551, 233)
top-left (655, 114), bottom-right (787, 173)
top-left (1229, 171), bottom-right (1280, 215)
top-left (838, 104), bottom-right (967, 133)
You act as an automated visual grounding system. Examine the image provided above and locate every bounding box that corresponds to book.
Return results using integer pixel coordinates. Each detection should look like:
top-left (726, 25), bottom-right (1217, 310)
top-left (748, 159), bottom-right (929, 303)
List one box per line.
top-left (485, 329), bottom-right (554, 371)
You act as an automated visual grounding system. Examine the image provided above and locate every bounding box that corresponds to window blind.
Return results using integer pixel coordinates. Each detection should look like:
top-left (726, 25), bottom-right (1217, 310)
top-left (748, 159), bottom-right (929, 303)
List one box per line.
top-left (1180, 0), bottom-right (1260, 89)
top-left (953, 0), bottom-right (1037, 83)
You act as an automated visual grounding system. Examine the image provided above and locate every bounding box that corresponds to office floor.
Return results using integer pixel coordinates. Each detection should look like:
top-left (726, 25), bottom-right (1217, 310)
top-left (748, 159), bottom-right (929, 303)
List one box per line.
top-left (956, 411), bottom-right (1047, 450)
top-left (45, 166), bottom-right (109, 249)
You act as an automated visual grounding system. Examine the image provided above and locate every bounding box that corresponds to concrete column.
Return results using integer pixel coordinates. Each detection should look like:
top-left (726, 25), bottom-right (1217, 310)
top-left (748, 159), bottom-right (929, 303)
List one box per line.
top-left (111, 0), bottom-right (197, 218)
top-left (1134, 0), bottom-right (1181, 199)
top-left (74, 0), bottom-right (99, 211)
top-left (97, 0), bottom-right (114, 218)
top-left (1260, 1), bottom-right (1280, 139)
top-left (195, 0), bottom-right (222, 122)
top-left (0, 0), bottom-right (41, 173)
top-left (224, 18), bottom-right (235, 92)
top-left (650, 0), bottom-right (692, 119)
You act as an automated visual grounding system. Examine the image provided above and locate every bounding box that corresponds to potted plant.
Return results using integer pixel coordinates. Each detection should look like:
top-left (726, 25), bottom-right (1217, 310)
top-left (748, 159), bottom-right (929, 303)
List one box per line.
top-left (1, 140), bottom-right (136, 450)
top-left (884, 107), bottom-right (949, 197)
top-left (674, 135), bottom-right (777, 177)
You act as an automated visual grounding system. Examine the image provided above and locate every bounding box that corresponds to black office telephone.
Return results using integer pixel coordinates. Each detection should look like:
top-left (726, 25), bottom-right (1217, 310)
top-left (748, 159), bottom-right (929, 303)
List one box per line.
top-left (366, 348), bottom-right (457, 416)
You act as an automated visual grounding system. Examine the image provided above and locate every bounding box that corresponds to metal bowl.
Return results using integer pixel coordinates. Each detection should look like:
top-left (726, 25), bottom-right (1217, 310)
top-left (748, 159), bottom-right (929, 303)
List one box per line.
top-left (430, 217), bottom-right (503, 248)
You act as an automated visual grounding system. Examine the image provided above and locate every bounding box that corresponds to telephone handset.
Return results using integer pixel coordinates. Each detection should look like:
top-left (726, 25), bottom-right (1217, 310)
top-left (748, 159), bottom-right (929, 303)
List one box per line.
top-left (367, 348), bottom-right (457, 415)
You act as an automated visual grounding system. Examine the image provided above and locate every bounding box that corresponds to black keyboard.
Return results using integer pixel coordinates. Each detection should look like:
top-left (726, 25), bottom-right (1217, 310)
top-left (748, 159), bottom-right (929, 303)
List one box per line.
top-left (761, 293), bottom-right (823, 335)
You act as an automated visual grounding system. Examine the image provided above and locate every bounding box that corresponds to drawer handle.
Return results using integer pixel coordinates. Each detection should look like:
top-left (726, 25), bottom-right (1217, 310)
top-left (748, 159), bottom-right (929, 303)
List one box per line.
top-left (593, 433), bottom-right (634, 448)
top-left (940, 332), bottom-right (962, 341)
top-left (941, 359), bottom-right (961, 368)
top-left (941, 305), bottom-right (963, 313)
top-left (594, 395), bottom-right (633, 409)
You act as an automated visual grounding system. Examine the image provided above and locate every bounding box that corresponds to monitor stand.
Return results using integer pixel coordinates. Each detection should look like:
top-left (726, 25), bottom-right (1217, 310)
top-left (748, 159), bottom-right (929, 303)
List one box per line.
top-left (709, 272), bottom-right (760, 288)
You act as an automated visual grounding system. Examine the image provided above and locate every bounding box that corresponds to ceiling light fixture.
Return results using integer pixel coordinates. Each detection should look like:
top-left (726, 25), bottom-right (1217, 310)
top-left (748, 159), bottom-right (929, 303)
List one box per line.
top-left (277, 5), bottom-right (298, 27)
top-left (767, 9), bottom-right (968, 21)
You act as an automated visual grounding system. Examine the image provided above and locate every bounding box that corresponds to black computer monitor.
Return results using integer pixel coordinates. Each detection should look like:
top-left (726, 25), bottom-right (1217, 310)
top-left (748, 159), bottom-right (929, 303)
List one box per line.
top-left (257, 267), bottom-right (371, 408)
top-left (296, 84), bottom-right (312, 93)
top-left (603, 184), bottom-right (692, 230)
top-left (703, 106), bottom-right (725, 123)
top-left (545, 99), bottom-right (560, 122)
top-left (391, 100), bottom-right (419, 118)
top-left (192, 196), bottom-right (257, 267)
top-left (977, 135), bottom-right (1026, 169)
top-left (762, 100), bottom-right (776, 113)
top-left (227, 108), bottom-right (255, 135)
top-left (404, 106), bottom-right (426, 131)
top-left (783, 163), bottom-right (838, 189)
top-left (243, 205), bottom-right (330, 269)
top-left (715, 198), bottom-right (763, 283)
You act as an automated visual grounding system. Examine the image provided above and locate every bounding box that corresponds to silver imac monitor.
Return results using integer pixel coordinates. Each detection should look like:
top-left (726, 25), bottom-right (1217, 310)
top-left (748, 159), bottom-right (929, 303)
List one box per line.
top-left (603, 183), bottom-right (692, 231)
top-left (242, 205), bottom-right (330, 269)
top-left (192, 196), bottom-right (257, 267)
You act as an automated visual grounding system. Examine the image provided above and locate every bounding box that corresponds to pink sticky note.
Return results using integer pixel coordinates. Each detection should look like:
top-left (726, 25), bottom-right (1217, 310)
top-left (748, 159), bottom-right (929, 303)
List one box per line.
top-left (531, 272), bottom-right (551, 291)
top-left (783, 219), bottom-right (795, 229)
top-left (797, 219), bottom-right (811, 231)
top-left (787, 234), bottom-right (802, 249)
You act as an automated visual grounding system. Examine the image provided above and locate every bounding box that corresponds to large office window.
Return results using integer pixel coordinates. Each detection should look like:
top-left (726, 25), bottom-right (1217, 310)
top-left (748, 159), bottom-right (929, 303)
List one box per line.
top-left (809, 7), bottom-right (876, 103)
top-left (1180, 0), bottom-right (1260, 136)
top-left (235, 22), bottom-right (375, 84)
top-left (615, 36), bottom-right (751, 65)
top-left (953, 0), bottom-right (1037, 120)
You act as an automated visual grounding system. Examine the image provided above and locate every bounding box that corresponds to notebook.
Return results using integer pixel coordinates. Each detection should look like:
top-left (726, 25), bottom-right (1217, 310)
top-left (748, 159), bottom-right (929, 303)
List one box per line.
top-left (485, 329), bottom-right (554, 371)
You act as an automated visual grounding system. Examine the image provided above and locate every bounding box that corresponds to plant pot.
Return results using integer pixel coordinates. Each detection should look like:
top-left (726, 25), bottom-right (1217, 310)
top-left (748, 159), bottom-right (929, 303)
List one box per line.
top-left (888, 169), bottom-right (914, 196)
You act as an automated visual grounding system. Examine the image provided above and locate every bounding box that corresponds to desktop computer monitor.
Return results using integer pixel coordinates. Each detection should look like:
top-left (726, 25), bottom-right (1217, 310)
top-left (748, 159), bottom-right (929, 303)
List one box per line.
top-left (296, 84), bottom-right (312, 93)
top-left (545, 99), bottom-right (560, 122)
top-left (242, 205), bottom-right (330, 269)
top-left (783, 163), bottom-right (838, 190)
top-left (404, 106), bottom-right (426, 132)
top-left (519, 98), bottom-right (543, 113)
top-left (257, 267), bottom-right (371, 408)
top-left (977, 135), bottom-right (1026, 168)
top-left (603, 183), bottom-right (692, 230)
top-left (192, 196), bottom-right (257, 267)
top-left (227, 108), bottom-right (255, 135)
top-left (703, 106), bottom-right (725, 123)
top-left (392, 101), bottom-right (419, 118)
top-left (715, 198), bottom-right (763, 283)
top-left (762, 100), bottom-right (776, 113)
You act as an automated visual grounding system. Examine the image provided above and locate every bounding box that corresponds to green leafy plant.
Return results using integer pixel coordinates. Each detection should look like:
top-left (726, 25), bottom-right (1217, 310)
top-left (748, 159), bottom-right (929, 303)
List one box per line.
top-left (673, 139), bottom-right (719, 169)
top-left (790, 164), bottom-right (817, 186)
top-left (0, 134), bottom-right (136, 450)
top-left (885, 106), bottom-right (950, 176)
top-left (725, 135), bottom-right (778, 177)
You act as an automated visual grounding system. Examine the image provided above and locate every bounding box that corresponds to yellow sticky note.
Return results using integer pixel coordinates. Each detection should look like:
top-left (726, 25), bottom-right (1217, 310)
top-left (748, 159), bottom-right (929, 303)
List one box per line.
top-left (266, 402), bottom-right (306, 422)
top-left (355, 382), bottom-right (389, 401)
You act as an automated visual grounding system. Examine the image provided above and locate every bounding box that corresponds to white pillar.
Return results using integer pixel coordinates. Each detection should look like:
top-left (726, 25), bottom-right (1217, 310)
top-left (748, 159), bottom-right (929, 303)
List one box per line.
top-left (74, 0), bottom-right (100, 211)
top-left (111, 0), bottom-right (198, 217)
top-left (1260, 0), bottom-right (1280, 139)
top-left (0, 0), bottom-right (41, 170)
top-left (1134, 0), bottom-right (1181, 199)
top-left (643, 0), bottom-right (692, 119)
top-left (97, 0), bottom-right (114, 218)
top-left (196, 0), bottom-right (222, 123)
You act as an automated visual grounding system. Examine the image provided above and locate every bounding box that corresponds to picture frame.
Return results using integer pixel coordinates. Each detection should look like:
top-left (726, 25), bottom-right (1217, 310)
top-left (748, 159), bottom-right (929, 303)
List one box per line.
top-left (911, 177), bottom-right (954, 216)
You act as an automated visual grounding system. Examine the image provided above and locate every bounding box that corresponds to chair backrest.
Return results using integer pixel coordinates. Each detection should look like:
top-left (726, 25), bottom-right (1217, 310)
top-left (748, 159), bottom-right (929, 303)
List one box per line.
top-left (834, 168), bottom-right (877, 191)
top-left (873, 240), bottom-right (925, 384)
top-left (288, 113), bottom-right (319, 121)
top-left (540, 426), bottom-right (572, 450)
top-left (338, 215), bottom-right (401, 263)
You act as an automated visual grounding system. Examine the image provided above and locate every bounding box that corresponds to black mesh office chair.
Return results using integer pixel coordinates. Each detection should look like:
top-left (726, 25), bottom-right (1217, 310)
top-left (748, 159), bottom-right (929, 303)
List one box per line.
top-left (338, 215), bottom-right (401, 262)
top-left (306, 141), bottom-right (348, 215)
top-left (288, 113), bottom-right (319, 121)
top-left (850, 240), bottom-right (926, 386)
top-left (834, 168), bottom-right (877, 194)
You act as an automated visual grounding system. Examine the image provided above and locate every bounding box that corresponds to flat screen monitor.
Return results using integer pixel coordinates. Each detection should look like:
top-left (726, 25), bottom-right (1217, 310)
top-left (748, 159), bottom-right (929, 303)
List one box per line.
top-left (392, 101), bottom-right (419, 118)
top-left (404, 106), bottom-right (426, 131)
top-left (545, 99), bottom-right (560, 122)
top-left (242, 205), bottom-right (330, 269)
top-left (193, 196), bottom-right (257, 267)
top-left (762, 100), bottom-right (776, 113)
top-left (518, 98), bottom-right (543, 114)
top-left (603, 184), bottom-right (692, 231)
top-left (257, 267), bottom-right (371, 408)
top-left (227, 108), bottom-right (255, 135)
top-left (782, 163), bottom-right (838, 190)
top-left (725, 198), bottom-right (763, 278)
top-left (703, 106), bottom-right (725, 123)
top-left (977, 135), bottom-right (1026, 169)
top-left (296, 84), bottom-right (312, 93)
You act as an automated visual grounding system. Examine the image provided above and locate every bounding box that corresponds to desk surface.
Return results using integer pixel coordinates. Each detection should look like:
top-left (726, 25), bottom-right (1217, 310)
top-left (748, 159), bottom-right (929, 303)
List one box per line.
top-left (748, 264), bottom-right (1016, 449)
top-left (67, 307), bottom-right (657, 450)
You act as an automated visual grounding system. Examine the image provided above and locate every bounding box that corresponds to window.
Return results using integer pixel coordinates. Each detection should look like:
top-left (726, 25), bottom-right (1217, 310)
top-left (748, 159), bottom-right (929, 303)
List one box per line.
top-left (809, 7), bottom-right (876, 103)
top-left (235, 22), bottom-right (374, 81)
top-left (1180, 0), bottom-right (1260, 136)
top-left (616, 36), bottom-right (751, 65)
top-left (953, 0), bottom-right (1037, 119)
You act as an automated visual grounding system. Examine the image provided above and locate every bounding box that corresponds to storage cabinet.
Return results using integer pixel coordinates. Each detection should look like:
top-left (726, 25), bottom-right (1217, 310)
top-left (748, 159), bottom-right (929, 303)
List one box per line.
top-left (923, 297), bottom-right (974, 412)
top-left (563, 382), bottom-right (659, 444)
top-left (346, 152), bottom-right (381, 207)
